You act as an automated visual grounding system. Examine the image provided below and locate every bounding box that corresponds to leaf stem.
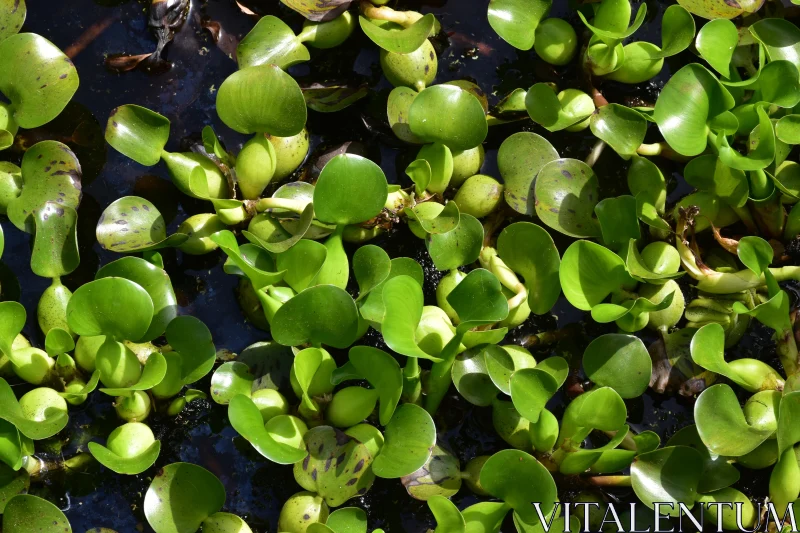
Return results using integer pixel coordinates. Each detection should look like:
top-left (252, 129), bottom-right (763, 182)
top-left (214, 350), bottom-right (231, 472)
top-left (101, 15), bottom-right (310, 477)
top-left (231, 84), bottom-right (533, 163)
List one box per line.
top-left (586, 475), bottom-right (632, 487)
top-left (584, 139), bottom-right (606, 168)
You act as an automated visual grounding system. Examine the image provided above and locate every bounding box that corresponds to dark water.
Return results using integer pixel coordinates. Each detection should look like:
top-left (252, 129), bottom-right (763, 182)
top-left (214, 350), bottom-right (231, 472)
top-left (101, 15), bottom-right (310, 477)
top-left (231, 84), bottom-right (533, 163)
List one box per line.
top-left (0, 0), bottom-right (785, 531)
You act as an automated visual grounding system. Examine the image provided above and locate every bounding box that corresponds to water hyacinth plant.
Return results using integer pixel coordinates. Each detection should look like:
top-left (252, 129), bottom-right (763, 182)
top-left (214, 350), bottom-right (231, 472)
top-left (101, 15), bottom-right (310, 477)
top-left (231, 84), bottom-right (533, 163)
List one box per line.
top-left (5, 0), bottom-right (800, 531)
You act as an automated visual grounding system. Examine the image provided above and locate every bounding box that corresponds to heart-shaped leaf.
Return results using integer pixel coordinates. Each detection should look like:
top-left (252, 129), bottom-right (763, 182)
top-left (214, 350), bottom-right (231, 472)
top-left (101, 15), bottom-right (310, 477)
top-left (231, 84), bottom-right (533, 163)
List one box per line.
top-left (487, 0), bottom-right (552, 51)
top-left (210, 362), bottom-right (254, 405)
top-left (349, 346), bottom-right (402, 425)
top-left (666, 424), bottom-right (740, 493)
top-left (2, 494), bottom-right (71, 533)
top-left (88, 422), bottom-right (161, 475)
top-left (559, 240), bottom-right (630, 311)
top-left (214, 230), bottom-right (286, 290)
top-left (237, 15), bottom-right (309, 70)
top-left (497, 222), bottom-right (561, 315)
top-left (0, 33), bottom-right (79, 128)
top-left (654, 63), bottom-right (735, 157)
top-left (631, 446), bottom-right (704, 514)
top-left (216, 64), bottom-right (307, 136)
top-left (534, 158), bottom-right (600, 238)
top-left (695, 384), bottom-right (774, 456)
top-left (595, 195), bottom-right (640, 253)
top-left (105, 104), bottom-right (170, 166)
top-left (313, 154), bottom-right (388, 225)
top-left (408, 84), bottom-right (487, 151)
top-left (97, 197), bottom-right (188, 253)
top-left (696, 20), bottom-right (738, 78)
top-left (750, 19), bottom-right (800, 73)
top-left (429, 495), bottom-right (466, 533)
top-left (67, 277), bottom-right (154, 341)
top-left (589, 104), bottom-right (647, 157)
top-left (274, 239), bottom-right (327, 293)
top-left (359, 14), bottom-right (435, 54)
top-left (7, 140), bottom-right (82, 233)
top-left (510, 368), bottom-right (558, 423)
top-left (480, 449), bottom-right (557, 523)
top-left (497, 132), bottom-right (559, 215)
top-left (381, 275), bottom-right (437, 360)
top-left (96, 256), bottom-right (177, 343)
top-left (426, 213), bottom-right (483, 270)
top-left (271, 285), bottom-right (359, 348)
top-left (583, 334), bottom-right (651, 398)
top-left (373, 403), bottom-right (436, 478)
top-left (144, 462), bottom-right (226, 533)
top-left (525, 84), bottom-right (594, 132)
top-left (353, 245), bottom-right (391, 301)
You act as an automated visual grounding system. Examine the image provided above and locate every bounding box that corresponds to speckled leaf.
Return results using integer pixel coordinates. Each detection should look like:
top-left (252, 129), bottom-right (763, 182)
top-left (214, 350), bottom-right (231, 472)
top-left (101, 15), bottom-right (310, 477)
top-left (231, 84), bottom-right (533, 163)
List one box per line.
top-left (0, 0), bottom-right (25, 41)
top-left (534, 158), bottom-right (600, 238)
top-left (31, 202), bottom-right (78, 278)
top-left (97, 197), bottom-right (188, 253)
top-left (497, 132), bottom-right (559, 215)
top-left (2, 494), bottom-right (71, 533)
top-left (0, 33), bottom-right (79, 128)
top-left (105, 104), bottom-right (170, 166)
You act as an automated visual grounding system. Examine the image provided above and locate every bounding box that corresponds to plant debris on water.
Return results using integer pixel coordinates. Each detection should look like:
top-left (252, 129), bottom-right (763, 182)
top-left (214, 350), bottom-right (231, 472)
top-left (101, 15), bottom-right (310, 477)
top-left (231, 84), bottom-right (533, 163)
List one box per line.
top-left (3, 0), bottom-right (800, 531)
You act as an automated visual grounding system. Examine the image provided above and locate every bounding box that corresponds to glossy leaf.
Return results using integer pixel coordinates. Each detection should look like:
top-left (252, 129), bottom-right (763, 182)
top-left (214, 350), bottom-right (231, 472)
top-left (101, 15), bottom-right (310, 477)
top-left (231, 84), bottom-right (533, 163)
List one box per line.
top-left (144, 462), bottom-right (226, 533)
top-left (213, 230), bottom-right (286, 290)
top-left (718, 106), bottom-right (775, 171)
top-left (2, 494), bottom-right (71, 533)
top-left (105, 105), bottom-right (170, 166)
top-left (589, 104), bottom-right (647, 157)
top-left (359, 14), bottom-right (436, 54)
top-left (97, 197), bottom-right (188, 253)
top-left (426, 213), bottom-right (483, 270)
top-left (0, 0), bottom-right (25, 41)
top-left (31, 202), bottom-right (79, 278)
top-left (666, 424), bottom-right (740, 493)
top-left (100, 351), bottom-right (167, 396)
top-left (653, 5), bottom-right (695, 59)
top-left (480, 449), bottom-right (557, 523)
top-left (0, 378), bottom-right (68, 440)
top-left (88, 422), bottom-right (160, 475)
top-left (631, 446), bottom-right (704, 514)
top-left (696, 20), bottom-right (738, 78)
top-left (750, 19), bottom-right (800, 72)
top-left (350, 346), bottom-right (402, 425)
top-left (313, 154), bottom-right (388, 225)
top-left (497, 132), bottom-right (559, 215)
top-left (487, 0), bottom-right (551, 51)
top-left (497, 222), bottom-right (560, 315)
top-left (695, 384), bottom-right (773, 456)
top-left (373, 403), bottom-right (436, 478)
top-left (0, 33), bottom-right (79, 128)
top-left (534, 158), bottom-right (600, 238)
top-left (210, 362), bottom-right (254, 405)
top-left (429, 495), bottom-right (466, 533)
top-left (216, 64), bottom-right (307, 136)
top-left (583, 334), bottom-right (651, 398)
top-left (96, 256), bottom-right (177, 343)
top-left (271, 285), bottom-right (359, 348)
top-left (276, 239), bottom-right (328, 293)
top-left (559, 240), bottom-right (630, 311)
top-left (237, 16), bottom-right (309, 70)
top-left (510, 368), bottom-right (558, 423)
top-left (684, 154), bottom-right (748, 208)
top-left (654, 63), bottom-right (735, 157)
top-left (67, 277), bottom-right (154, 341)
top-left (525, 84), bottom-right (593, 132)
top-left (381, 275), bottom-right (435, 360)
top-left (408, 84), bottom-right (488, 151)
top-left (447, 269), bottom-right (509, 329)
top-left (595, 195), bottom-right (640, 253)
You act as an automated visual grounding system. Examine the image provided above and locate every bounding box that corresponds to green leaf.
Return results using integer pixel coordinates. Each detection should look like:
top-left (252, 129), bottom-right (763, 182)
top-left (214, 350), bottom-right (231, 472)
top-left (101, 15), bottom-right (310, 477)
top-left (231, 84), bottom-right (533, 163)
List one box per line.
top-left (595, 195), bottom-right (640, 253)
top-left (415, 143), bottom-right (453, 194)
top-left (216, 64), bottom-right (307, 136)
top-left (210, 362), bottom-right (254, 405)
top-left (738, 235), bottom-right (773, 276)
top-left (96, 256), bottom-right (177, 343)
top-left (695, 384), bottom-right (773, 456)
top-left (559, 240), bottom-right (630, 311)
top-left (750, 19), bottom-right (800, 73)
top-left (280, 0), bottom-right (351, 21)
top-left (452, 344), bottom-right (513, 406)
top-left (105, 104), bottom-right (170, 166)
top-left (381, 275), bottom-right (436, 360)
top-left (7, 140), bottom-right (82, 233)
top-left (684, 155), bottom-right (748, 208)
top-left (666, 424), bottom-right (740, 493)
top-left (0, 0), bottom-right (25, 41)
top-left (718, 106), bottom-right (775, 171)
top-left (99, 351), bottom-right (167, 396)
top-left (276, 239), bottom-right (328, 293)
top-left (325, 507), bottom-right (368, 533)
top-left (359, 14), bottom-right (435, 54)
top-left (67, 277), bottom-right (154, 341)
top-left (408, 84), bottom-right (488, 151)
top-left (313, 154), bottom-right (388, 225)
top-left (349, 346), bottom-right (402, 426)
top-left (405, 201), bottom-right (460, 235)
top-left (2, 494), bottom-right (71, 533)
top-left (487, 0), bottom-right (552, 51)
top-left (776, 115), bottom-right (800, 144)
top-left (497, 132), bottom-right (559, 216)
top-left (244, 203), bottom-right (315, 254)
top-left (653, 5), bottom-right (695, 59)
top-left (589, 104), bottom-right (647, 157)
top-left (525, 84), bottom-right (594, 132)
top-left (97, 197), bottom-right (188, 253)
top-left (0, 379), bottom-right (68, 440)
top-left (426, 213), bottom-right (483, 270)
top-left (497, 222), bottom-right (561, 315)
top-left (31, 202), bottom-right (79, 278)
top-left (0, 33), bottom-right (78, 129)
top-left (387, 86), bottom-right (423, 144)
top-left (625, 240), bottom-right (684, 283)
top-left (677, 0), bottom-right (748, 20)
top-left (429, 495), bottom-right (466, 533)
top-left (696, 19), bottom-right (739, 78)
top-left (144, 462), bottom-right (226, 533)
top-left (447, 269), bottom-right (509, 329)
top-left (271, 285), bottom-right (359, 348)
top-left (0, 420), bottom-right (27, 471)
top-left (213, 230), bottom-right (286, 290)
top-left (480, 449), bottom-right (557, 523)
top-left (230, 396), bottom-right (309, 466)
top-left (359, 258), bottom-right (424, 325)
top-left (510, 368), bottom-right (558, 423)
top-left (583, 334), bottom-right (651, 398)
top-left (631, 446), bottom-right (704, 514)
top-left (373, 403), bottom-right (436, 478)
top-left (165, 316), bottom-right (216, 385)
top-left (627, 155), bottom-right (666, 214)
top-left (237, 15), bottom-right (309, 70)
top-left (534, 158), bottom-right (600, 238)
top-left (654, 63), bottom-right (735, 157)
top-left (88, 422), bottom-right (160, 475)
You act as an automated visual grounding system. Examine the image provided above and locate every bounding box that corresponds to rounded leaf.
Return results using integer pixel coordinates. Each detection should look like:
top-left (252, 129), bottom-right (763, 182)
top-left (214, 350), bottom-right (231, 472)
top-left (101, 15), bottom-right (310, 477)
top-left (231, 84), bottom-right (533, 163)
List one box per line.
top-left (373, 403), bottom-right (436, 478)
top-left (583, 334), bottom-right (651, 398)
top-left (67, 278), bottom-right (154, 341)
top-left (144, 462), bottom-right (226, 533)
top-left (359, 14), bottom-right (435, 54)
top-left (631, 446), bottom-right (703, 514)
top-left (313, 154), bottom-right (388, 225)
top-left (2, 494), bottom-right (71, 533)
top-left (271, 285), bottom-right (359, 349)
top-left (105, 105), bottom-right (170, 167)
top-left (408, 84), bottom-right (487, 151)
top-left (534, 158), bottom-right (600, 238)
top-left (498, 132), bottom-right (559, 215)
top-left (479, 449), bottom-right (557, 523)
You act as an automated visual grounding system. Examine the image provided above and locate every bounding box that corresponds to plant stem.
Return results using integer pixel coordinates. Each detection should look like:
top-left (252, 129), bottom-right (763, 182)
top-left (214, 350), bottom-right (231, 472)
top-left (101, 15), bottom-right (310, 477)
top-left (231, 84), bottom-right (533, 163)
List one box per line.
top-left (777, 327), bottom-right (800, 377)
top-left (253, 197), bottom-right (308, 215)
top-left (24, 452), bottom-right (94, 478)
top-left (403, 357), bottom-right (422, 404)
top-left (586, 475), bottom-right (632, 487)
top-left (520, 324), bottom-right (581, 349)
top-left (359, 0), bottom-right (423, 26)
top-left (636, 142), bottom-right (690, 161)
top-left (584, 139), bottom-right (605, 168)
